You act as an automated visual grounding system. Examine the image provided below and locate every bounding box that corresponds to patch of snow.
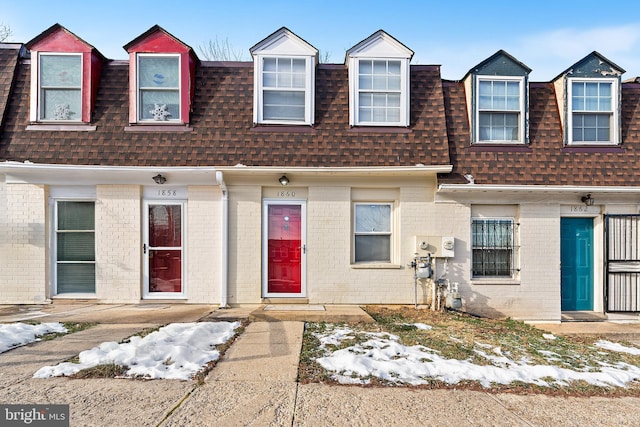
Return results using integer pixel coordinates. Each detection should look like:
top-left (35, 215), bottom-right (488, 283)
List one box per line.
top-left (314, 325), bottom-right (640, 388)
top-left (402, 323), bottom-right (432, 330)
top-left (595, 340), bottom-right (640, 355)
top-left (33, 322), bottom-right (240, 380)
top-left (543, 333), bottom-right (556, 340)
top-left (0, 322), bottom-right (67, 353)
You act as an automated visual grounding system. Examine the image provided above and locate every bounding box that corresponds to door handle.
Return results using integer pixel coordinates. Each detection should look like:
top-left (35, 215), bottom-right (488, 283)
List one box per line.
top-left (303, 244), bottom-right (306, 254)
top-left (143, 244), bottom-right (147, 254)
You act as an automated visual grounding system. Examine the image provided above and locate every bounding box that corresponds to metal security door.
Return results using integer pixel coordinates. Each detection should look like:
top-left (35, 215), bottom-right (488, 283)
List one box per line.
top-left (561, 218), bottom-right (594, 311)
top-left (262, 200), bottom-right (306, 297)
top-left (605, 215), bottom-right (640, 312)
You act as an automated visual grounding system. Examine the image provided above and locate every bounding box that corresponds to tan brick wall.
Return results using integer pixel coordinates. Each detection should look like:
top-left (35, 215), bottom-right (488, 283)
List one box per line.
top-left (186, 186), bottom-right (221, 303)
top-left (0, 183), bottom-right (48, 303)
top-left (95, 185), bottom-right (142, 303)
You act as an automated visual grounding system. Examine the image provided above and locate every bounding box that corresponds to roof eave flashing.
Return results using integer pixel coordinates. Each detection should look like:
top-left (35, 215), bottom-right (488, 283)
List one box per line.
top-left (438, 183), bottom-right (640, 194)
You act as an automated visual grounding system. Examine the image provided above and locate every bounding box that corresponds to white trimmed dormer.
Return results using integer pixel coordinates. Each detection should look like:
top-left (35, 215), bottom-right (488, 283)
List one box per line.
top-left (250, 28), bottom-right (318, 126)
top-left (346, 30), bottom-right (413, 127)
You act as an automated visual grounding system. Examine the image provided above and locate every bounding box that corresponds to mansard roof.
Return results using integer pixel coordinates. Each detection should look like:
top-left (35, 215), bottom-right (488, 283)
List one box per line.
top-left (0, 57), bottom-right (450, 168)
top-left (440, 79), bottom-right (640, 186)
top-left (0, 44), bottom-right (22, 130)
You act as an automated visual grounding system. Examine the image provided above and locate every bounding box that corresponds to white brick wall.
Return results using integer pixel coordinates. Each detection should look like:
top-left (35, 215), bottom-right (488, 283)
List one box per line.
top-left (227, 185), bottom-right (262, 303)
top-left (186, 186), bottom-right (221, 303)
top-left (0, 183), bottom-right (48, 303)
top-left (95, 185), bottom-right (141, 303)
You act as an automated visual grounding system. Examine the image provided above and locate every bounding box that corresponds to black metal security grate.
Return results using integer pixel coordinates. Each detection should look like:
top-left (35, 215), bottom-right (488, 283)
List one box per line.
top-left (605, 215), bottom-right (640, 312)
top-left (472, 219), bottom-right (517, 278)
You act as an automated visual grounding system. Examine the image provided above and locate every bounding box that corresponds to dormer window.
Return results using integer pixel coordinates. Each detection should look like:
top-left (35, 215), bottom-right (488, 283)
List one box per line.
top-left (137, 54), bottom-right (181, 122)
top-left (38, 53), bottom-right (82, 121)
top-left (568, 79), bottom-right (617, 144)
top-left (464, 51), bottom-right (530, 145)
top-left (124, 25), bottom-right (199, 127)
top-left (347, 31), bottom-right (413, 127)
top-left (476, 76), bottom-right (525, 142)
top-left (552, 51), bottom-right (624, 146)
top-left (26, 24), bottom-right (104, 126)
top-left (251, 28), bottom-right (317, 126)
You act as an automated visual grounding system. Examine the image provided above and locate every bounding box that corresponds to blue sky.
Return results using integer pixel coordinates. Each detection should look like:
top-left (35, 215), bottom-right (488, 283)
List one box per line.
top-left (3, 0), bottom-right (640, 81)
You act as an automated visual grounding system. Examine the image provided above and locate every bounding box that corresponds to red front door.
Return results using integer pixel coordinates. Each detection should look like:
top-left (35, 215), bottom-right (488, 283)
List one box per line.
top-left (266, 203), bottom-right (303, 295)
top-left (146, 203), bottom-right (183, 295)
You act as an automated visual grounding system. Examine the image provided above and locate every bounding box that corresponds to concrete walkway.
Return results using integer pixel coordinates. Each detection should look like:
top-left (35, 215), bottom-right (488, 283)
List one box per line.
top-left (2, 304), bottom-right (640, 425)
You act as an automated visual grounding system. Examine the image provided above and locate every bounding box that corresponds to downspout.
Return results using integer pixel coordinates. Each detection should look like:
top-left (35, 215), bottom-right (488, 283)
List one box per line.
top-left (216, 171), bottom-right (229, 308)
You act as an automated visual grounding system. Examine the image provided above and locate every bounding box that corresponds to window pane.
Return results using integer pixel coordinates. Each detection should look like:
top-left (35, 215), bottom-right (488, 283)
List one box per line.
top-left (140, 90), bottom-right (180, 121)
top-left (292, 58), bottom-right (306, 72)
top-left (58, 202), bottom-right (94, 230)
top-left (42, 89), bottom-right (81, 120)
top-left (57, 233), bottom-right (95, 262)
top-left (355, 204), bottom-right (391, 233)
top-left (40, 55), bottom-right (81, 87)
top-left (355, 235), bottom-right (390, 262)
top-left (472, 219), bottom-right (514, 277)
top-left (149, 205), bottom-right (182, 247)
top-left (263, 91), bottom-right (305, 121)
top-left (57, 264), bottom-right (95, 293)
top-left (359, 60), bottom-right (372, 74)
top-left (359, 75), bottom-right (372, 90)
top-left (139, 56), bottom-right (179, 88)
top-left (478, 79), bottom-right (520, 112)
top-left (263, 58), bottom-right (277, 72)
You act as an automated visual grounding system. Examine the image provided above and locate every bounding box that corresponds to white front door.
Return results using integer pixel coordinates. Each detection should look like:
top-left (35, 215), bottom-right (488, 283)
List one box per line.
top-left (143, 201), bottom-right (185, 298)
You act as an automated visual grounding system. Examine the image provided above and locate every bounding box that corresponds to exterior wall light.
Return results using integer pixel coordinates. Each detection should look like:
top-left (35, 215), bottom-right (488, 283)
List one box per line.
top-left (153, 174), bottom-right (167, 184)
top-left (581, 194), bottom-right (595, 206)
top-left (279, 175), bottom-right (289, 186)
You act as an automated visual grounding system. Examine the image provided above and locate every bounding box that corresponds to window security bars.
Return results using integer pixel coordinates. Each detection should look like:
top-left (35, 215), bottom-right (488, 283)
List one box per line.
top-left (472, 219), bottom-right (517, 278)
top-left (605, 214), bottom-right (640, 312)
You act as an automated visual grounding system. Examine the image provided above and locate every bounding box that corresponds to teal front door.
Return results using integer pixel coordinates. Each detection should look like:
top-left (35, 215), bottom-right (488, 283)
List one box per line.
top-left (561, 218), bottom-right (594, 311)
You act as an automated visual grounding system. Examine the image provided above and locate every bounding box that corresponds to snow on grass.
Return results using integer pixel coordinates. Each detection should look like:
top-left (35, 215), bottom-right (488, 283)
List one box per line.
top-left (595, 340), bottom-right (640, 356)
top-left (313, 325), bottom-right (640, 388)
top-left (0, 322), bottom-right (68, 353)
top-left (33, 322), bottom-right (240, 380)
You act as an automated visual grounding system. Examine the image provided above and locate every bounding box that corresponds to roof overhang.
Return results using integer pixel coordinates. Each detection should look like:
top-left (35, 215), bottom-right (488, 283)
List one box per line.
top-left (437, 184), bottom-right (640, 204)
top-left (0, 162), bottom-right (219, 186)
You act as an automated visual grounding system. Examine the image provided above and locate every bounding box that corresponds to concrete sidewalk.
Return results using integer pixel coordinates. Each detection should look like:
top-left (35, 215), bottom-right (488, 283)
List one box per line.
top-left (2, 304), bottom-right (640, 426)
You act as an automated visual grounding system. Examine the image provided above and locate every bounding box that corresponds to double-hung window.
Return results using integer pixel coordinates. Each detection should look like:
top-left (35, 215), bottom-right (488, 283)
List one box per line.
top-left (569, 79), bottom-right (617, 143)
top-left (38, 54), bottom-right (82, 121)
top-left (55, 201), bottom-right (95, 294)
top-left (262, 57), bottom-right (306, 121)
top-left (472, 218), bottom-right (516, 278)
top-left (476, 77), bottom-right (524, 143)
top-left (258, 56), bottom-right (312, 124)
top-left (137, 54), bottom-right (181, 122)
top-left (357, 60), bottom-right (402, 124)
top-left (354, 203), bottom-right (392, 263)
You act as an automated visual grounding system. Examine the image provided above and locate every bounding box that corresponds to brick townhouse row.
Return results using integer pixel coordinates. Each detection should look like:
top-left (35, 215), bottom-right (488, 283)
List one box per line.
top-left (1, 23), bottom-right (640, 321)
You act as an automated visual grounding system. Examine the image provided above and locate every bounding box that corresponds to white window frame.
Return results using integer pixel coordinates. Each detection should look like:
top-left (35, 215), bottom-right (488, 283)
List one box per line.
top-left (51, 197), bottom-right (96, 297)
top-left (34, 52), bottom-right (83, 122)
top-left (475, 75), bottom-right (525, 144)
top-left (136, 53), bottom-right (182, 123)
top-left (350, 58), bottom-right (409, 127)
top-left (471, 217), bottom-right (518, 279)
top-left (567, 77), bottom-right (619, 145)
top-left (353, 202), bottom-right (394, 264)
top-left (254, 55), bottom-right (314, 125)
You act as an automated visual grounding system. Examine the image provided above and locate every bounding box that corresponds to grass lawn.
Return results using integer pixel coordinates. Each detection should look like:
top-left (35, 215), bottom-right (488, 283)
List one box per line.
top-left (299, 306), bottom-right (640, 396)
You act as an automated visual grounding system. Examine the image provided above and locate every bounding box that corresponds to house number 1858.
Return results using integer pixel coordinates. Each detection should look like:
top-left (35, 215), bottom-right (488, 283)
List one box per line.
top-left (157, 190), bottom-right (178, 197)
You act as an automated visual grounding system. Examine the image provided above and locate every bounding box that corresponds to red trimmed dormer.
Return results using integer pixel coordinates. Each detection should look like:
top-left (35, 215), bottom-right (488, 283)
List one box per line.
top-left (26, 24), bottom-right (105, 124)
top-left (123, 25), bottom-right (199, 126)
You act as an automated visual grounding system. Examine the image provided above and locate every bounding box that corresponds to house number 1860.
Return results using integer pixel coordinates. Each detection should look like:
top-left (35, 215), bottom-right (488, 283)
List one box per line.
top-left (278, 191), bottom-right (296, 198)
